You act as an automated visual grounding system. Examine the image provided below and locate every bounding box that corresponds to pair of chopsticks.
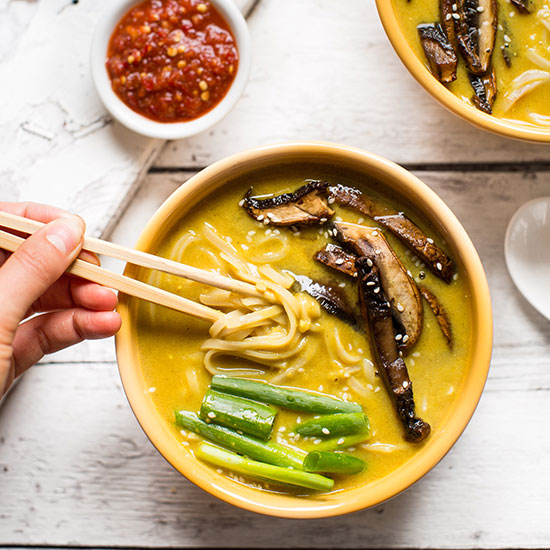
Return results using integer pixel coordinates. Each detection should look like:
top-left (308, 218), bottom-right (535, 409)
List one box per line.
top-left (0, 211), bottom-right (265, 322)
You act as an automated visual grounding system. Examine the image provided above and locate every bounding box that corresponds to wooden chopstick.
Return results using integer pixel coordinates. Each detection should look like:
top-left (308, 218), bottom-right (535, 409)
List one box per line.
top-left (0, 228), bottom-right (223, 322)
top-left (0, 211), bottom-right (264, 299)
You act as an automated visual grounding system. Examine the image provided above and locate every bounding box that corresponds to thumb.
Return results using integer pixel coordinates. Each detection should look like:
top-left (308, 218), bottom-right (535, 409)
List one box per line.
top-left (0, 215), bottom-right (85, 336)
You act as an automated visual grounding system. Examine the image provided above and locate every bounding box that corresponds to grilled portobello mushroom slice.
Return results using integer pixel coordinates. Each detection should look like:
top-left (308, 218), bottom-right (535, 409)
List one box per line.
top-left (332, 221), bottom-right (423, 350)
top-left (419, 286), bottom-right (453, 349)
top-left (293, 274), bottom-right (356, 325)
top-left (242, 180), bottom-right (334, 226)
top-left (441, 0), bottom-right (459, 49)
top-left (444, 0), bottom-right (498, 75)
top-left (470, 68), bottom-right (497, 114)
top-left (417, 23), bottom-right (458, 83)
top-left (357, 257), bottom-right (430, 443)
top-left (511, 0), bottom-right (532, 13)
top-left (314, 243), bottom-right (359, 278)
top-left (328, 184), bottom-right (455, 283)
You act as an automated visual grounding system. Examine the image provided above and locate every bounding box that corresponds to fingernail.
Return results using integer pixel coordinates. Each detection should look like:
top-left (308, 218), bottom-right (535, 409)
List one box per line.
top-left (45, 217), bottom-right (85, 256)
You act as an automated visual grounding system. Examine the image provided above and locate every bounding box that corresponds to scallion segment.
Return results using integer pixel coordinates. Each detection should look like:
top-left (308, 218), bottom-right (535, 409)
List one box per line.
top-left (211, 375), bottom-right (362, 414)
top-left (304, 432), bottom-right (371, 452)
top-left (175, 410), bottom-right (305, 469)
top-left (200, 389), bottom-right (277, 440)
top-left (196, 442), bottom-right (334, 492)
top-left (304, 451), bottom-right (365, 474)
top-left (295, 412), bottom-right (370, 439)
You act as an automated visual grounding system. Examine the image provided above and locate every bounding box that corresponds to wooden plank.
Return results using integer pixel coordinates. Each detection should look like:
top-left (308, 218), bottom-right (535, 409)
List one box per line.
top-left (1, 169), bottom-right (548, 547)
top-left (156, 0), bottom-right (550, 169)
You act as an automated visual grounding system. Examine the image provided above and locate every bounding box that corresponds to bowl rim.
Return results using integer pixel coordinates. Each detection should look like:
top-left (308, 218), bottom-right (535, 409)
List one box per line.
top-left (90, 0), bottom-right (251, 139)
top-left (374, 0), bottom-right (550, 144)
top-left (115, 141), bottom-right (493, 518)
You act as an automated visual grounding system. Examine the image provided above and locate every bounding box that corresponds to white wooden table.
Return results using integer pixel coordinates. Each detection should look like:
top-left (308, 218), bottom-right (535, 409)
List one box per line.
top-left (2, 0), bottom-right (550, 547)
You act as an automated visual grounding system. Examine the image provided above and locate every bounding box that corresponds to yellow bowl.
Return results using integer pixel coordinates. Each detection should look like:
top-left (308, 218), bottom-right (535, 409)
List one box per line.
top-left (115, 142), bottom-right (493, 518)
top-left (375, 1), bottom-right (550, 143)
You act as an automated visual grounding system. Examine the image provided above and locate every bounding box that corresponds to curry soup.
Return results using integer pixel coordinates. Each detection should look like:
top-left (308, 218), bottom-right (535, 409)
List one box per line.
top-left (133, 163), bottom-right (472, 496)
top-left (394, 0), bottom-right (550, 125)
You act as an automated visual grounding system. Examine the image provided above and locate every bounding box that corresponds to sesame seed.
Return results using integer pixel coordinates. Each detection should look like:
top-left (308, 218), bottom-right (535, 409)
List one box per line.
top-left (452, 13), bottom-right (460, 19)
top-left (339, 282), bottom-right (346, 288)
top-left (238, 199), bottom-right (244, 207)
top-left (397, 303), bottom-right (404, 312)
top-left (366, 281), bottom-right (375, 286)
top-left (402, 334), bottom-right (409, 343)
top-left (337, 438), bottom-right (345, 445)
top-left (207, 412), bottom-right (216, 418)
top-left (367, 258), bottom-right (373, 267)
top-left (322, 428), bottom-right (330, 435)
top-left (436, 262), bottom-right (443, 271)
top-left (395, 334), bottom-right (403, 341)
top-left (374, 287), bottom-right (380, 293)
top-left (427, 237), bottom-right (434, 244)
top-left (313, 439), bottom-right (321, 445)
top-left (335, 258), bottom-right (344, 265)
top-left (402, 380), bottom-right (409, 388)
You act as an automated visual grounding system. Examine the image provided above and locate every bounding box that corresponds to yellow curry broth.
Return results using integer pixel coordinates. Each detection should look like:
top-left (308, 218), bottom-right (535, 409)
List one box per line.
top-left (393, 0), bottom-right (550, 124)
top-left (135, 165), bottom-right (472, 494)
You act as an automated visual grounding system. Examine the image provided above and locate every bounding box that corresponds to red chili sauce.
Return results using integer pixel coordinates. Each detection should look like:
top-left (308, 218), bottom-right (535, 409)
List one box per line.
top-left (106, 0), bottom-right (239, 123)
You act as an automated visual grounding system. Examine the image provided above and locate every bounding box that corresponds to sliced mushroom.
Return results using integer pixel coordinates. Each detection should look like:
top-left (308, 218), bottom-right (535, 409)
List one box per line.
top-left (314, 243), bottom-right (359, 278)
top-left (470, 67), bottom-right (497, 114)
top-left (243, 180), bottom-right (334, 227)
top-left (419, 286), bottom-right (453, 349)
top-left (332, 221), bottom-right (423, 349)
top-left (448, 0), bottom-right (498, 75)
top-left (440, 0), bottom-right (458, 49)
top-left (328, 184), bottom-right (455, 283)
top-left (357, 257), bottom-right (431, 443)
top-left (293, 274), bottom-right (356, 325)
top-left (417, 23), bottom-right (458, 83)
top-left (511, 0), bottom-right (531, 13)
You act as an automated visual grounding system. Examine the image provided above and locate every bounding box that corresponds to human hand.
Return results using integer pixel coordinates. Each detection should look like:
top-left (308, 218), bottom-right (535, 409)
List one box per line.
top-left (0, 202), bottom-right (121, 398)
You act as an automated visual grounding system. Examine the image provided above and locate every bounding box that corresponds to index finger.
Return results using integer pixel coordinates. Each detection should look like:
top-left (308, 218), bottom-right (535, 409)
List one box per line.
top-left (0, 201), bottom-right (73, 225)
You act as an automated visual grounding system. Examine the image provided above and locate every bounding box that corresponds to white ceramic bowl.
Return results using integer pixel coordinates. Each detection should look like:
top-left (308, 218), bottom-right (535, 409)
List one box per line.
top-left (91, 0), bottom-right (251, 139)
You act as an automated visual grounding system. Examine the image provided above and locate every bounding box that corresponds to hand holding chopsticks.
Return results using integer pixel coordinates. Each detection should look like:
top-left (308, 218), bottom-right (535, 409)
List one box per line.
top-left (0, 210), bottom-right (266, 322)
